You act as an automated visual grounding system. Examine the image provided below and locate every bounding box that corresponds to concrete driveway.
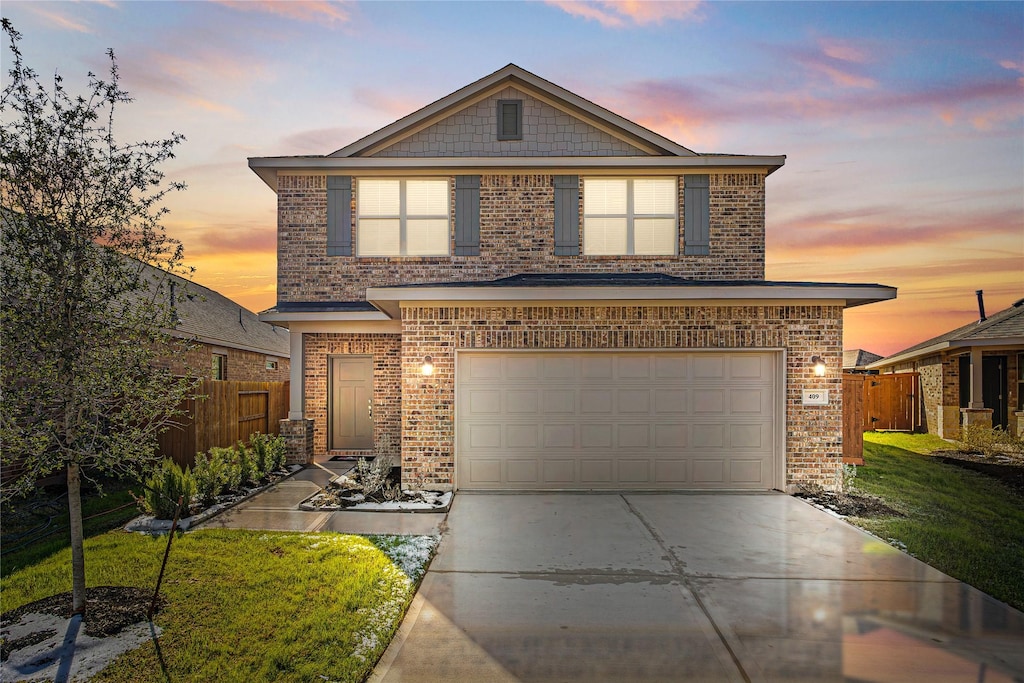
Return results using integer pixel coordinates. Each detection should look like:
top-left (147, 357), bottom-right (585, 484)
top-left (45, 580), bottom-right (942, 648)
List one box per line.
top-left (372, 492), bottom-right (1024, 682)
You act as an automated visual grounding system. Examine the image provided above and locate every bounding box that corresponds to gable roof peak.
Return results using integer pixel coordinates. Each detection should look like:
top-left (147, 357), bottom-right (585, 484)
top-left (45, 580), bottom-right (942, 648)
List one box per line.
top-left (329, 63), bottom-right (698, 159)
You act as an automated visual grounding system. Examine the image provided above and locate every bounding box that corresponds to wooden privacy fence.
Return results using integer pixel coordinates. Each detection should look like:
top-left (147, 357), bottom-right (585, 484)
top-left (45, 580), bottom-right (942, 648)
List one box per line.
top-left (842, 372), bottom-right (921, 464)
top-left (863, 373), bottom-right (920, 432)
top-left (158, 379), bottom-right (289, 469)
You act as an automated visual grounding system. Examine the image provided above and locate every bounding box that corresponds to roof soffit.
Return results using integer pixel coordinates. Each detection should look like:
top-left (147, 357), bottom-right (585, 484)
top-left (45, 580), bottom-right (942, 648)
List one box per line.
top-left (330, 64), bottom-right (697, 159)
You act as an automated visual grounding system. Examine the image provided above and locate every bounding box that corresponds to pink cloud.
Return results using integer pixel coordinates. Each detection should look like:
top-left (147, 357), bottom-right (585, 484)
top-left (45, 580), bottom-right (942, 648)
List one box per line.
top-left (546, 0), bottom-right (703, 28)
top-left (25, 5), bottom-right (92, 33)
top-left (216, 0), bottom-right (351, 25)
top-left (281, 126), bottom-right (372, 155)
top-left (819, 39), bottom-right (870, 64)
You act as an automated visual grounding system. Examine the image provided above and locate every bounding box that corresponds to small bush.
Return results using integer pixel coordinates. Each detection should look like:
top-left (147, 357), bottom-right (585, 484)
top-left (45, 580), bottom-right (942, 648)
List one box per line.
top-left (193, 449), bottom-right (228, 507)
top-left (354, 455), bottom-right (393, 498)
top-left (959, 424), bottom-right (1024, 457)
top-left (143, 459), bottom-right (196, 519)
top-left (250, 432), bottom-right (287, 474)
top-left (233, 441), bottom-right (258, 486)
top-left (214, 446), bottom-right (243, 493)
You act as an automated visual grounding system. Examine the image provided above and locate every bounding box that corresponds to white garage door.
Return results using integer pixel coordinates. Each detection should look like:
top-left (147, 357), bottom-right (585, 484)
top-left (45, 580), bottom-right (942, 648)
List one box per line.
top-left (456, 351), bottom-right (780, 490)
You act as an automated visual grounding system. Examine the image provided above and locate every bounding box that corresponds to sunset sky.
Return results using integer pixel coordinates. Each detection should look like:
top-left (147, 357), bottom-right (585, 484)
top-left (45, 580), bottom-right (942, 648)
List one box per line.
top-left (3, 0), bottom-right (1022, 357)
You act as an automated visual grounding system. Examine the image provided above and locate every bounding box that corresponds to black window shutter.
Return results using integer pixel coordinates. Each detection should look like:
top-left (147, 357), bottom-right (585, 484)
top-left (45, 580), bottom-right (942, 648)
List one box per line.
top-left (327, 176), bottom-right (352, 256)
top-left (455, 175), bottom-right (480, 256)
top-left (684, 174), bottom-right (710, 256)
top-left (553, 175), bottom-right (580, 256)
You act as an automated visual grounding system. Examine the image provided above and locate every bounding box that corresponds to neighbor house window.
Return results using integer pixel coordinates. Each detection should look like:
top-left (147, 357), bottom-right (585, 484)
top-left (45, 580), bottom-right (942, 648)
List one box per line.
top-left (212, 353), bottom-right (227, 380)
top-left (357, 179), bottom-right (449, 256)
top-left (266, 359), bottom-right (278, 371)
top-left (496, 99), bottom-right (523, 140)
top-left (583, 178), bottom-right (677, 255)
top-left (1018, 353), bottom-right (1023, 411)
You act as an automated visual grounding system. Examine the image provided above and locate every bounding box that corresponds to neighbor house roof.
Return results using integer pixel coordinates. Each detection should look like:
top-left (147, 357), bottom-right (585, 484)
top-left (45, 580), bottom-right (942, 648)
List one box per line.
top-left (843, 349), bottom-right (883, 370)
top-left (163, 270), bottom-right (290, 357)
top-left (248, 64), bottom-right (786, 191)
top-left (869, 299), bottom-right (1024, 369)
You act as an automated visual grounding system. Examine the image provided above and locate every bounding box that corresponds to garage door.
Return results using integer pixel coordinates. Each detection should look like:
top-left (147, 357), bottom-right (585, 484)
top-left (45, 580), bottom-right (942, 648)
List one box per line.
top-left (456, 351), bottom-right (779, 490)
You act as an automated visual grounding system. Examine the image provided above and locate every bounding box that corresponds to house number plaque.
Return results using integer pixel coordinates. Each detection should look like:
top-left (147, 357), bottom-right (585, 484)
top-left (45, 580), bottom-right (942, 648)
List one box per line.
top-left (802, 389), bottom-right (829, 406)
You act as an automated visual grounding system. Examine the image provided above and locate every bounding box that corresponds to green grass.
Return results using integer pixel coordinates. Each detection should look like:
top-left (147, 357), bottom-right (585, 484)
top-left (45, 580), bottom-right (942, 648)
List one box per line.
top-left (1, 529), bottom-right (437, 682)
top-left (1, 485), bottom-right (142, 577)
top-left (849, 432), bottom-right (1024, 611)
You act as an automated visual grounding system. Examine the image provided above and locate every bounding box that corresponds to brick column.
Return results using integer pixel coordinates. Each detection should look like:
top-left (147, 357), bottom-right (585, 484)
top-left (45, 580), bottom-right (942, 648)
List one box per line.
top-left (279, 418), bottom-right (314, 465)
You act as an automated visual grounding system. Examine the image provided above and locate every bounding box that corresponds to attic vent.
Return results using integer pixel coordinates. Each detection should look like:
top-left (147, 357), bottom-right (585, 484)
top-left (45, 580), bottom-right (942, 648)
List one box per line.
top-left (497, 99), bottom-right (522, 141)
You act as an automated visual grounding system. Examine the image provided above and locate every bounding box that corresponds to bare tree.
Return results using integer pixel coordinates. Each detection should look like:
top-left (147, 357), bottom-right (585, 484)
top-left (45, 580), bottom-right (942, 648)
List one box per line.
top-left (1, 19), bottom-right (197, 615)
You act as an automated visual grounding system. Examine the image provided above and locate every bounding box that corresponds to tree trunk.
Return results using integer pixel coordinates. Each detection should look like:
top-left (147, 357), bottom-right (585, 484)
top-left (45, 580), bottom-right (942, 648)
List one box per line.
top-left (68, 462), bottom-right (87, 616)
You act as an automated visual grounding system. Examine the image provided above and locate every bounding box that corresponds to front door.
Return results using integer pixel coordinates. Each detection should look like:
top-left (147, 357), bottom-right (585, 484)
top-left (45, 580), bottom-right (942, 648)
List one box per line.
top-left (959, 354), bottom-right (1008, 429)
top-left (329, 355), bottom-right (374, 450)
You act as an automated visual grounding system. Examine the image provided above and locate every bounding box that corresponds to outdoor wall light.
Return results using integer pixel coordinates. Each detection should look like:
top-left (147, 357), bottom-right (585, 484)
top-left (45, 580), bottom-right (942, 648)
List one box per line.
top-left (811, 356), bottom-right (827, 377)
top-left (420, 356), bottom-right (434, 376)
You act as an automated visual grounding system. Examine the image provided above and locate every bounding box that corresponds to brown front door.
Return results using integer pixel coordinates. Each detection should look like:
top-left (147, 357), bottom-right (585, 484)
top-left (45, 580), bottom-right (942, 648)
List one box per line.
top-left (329, 355), bottom-right (374, 450)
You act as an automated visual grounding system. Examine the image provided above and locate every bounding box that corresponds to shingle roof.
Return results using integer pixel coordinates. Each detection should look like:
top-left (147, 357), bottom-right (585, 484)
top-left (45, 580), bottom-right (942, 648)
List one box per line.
top-left (872, 299), bottom-right (1024, 366)
top-left (150, 265), bottom-right (290, 357)
top-left (843, 349), bottom-right (883, 369)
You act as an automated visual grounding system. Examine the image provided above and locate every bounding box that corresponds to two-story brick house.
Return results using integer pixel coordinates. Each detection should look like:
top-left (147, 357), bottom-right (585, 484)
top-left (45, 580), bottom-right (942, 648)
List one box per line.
top-left (251, 64), bottom-right (894, 492)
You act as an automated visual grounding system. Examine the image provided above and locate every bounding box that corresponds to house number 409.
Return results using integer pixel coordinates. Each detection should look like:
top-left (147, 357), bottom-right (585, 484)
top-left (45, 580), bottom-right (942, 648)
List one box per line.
top-left (802, 390), bottom-right (829, 406)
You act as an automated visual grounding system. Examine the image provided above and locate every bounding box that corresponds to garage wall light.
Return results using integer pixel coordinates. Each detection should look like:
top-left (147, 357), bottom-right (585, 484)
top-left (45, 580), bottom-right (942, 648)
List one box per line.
top-left (420, 355), bottom-right (435, 376)
top-left (811, 356), bottom-right (827, 377)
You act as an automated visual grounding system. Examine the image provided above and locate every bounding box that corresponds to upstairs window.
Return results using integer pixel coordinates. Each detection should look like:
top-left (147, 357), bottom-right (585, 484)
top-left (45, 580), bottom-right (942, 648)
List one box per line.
top-left (357, 179), bottom-right (450, 256)
top-left (497, 99), bottom-right (523, 141)
top-left (583, 178), bottom-right (677, 255)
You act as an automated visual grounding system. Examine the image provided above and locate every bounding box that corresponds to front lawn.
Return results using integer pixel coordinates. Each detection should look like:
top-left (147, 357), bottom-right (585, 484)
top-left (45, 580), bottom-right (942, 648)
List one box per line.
top-left (848, 432), bottom-right (1024, 611)
top-left (1, 529), bottom-right (437, 682)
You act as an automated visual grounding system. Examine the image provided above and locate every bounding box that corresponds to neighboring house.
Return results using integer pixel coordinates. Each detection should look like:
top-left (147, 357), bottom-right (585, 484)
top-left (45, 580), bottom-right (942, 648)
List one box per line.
top-left (843, 349), bottom-right (883, 373)
top-left (153, 267), bottom-right (291, 382)
top-left (869, 299), bottom-right (1024, 438)
top-left (251, 64), bottom-right (894, 492)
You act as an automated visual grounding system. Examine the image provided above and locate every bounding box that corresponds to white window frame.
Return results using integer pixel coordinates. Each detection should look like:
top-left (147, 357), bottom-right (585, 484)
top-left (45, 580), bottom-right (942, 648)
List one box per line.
top-left (356, 178), bottom-right (450, 257)
top-left (583, 178), bottom-right (678, 256)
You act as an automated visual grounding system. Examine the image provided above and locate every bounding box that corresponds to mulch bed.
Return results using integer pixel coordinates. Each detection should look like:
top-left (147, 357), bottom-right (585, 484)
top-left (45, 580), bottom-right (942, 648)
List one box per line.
top-left (930, 450), bottom-right (1024, 496)
top-left (1, 585), bottom-right (159, 661)
top-left (794, 489), bottom-right (904, 518)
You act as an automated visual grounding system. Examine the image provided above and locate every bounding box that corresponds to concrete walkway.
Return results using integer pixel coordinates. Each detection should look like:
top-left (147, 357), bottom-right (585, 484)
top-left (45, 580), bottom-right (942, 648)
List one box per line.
top-left (371, 492), bottom-right (1024, 682)
top-left (195, 463), bottom-right (445, 536)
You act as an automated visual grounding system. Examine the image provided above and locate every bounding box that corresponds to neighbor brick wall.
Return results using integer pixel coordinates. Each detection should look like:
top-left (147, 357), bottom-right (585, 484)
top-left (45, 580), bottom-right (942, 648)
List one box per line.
top-left (277, 173), bottom-right (766, 304)
top-left (302, 333), bottom-right (402, 461)
top-left (156, 342), bottom-right (289, 382)
top-left (398, 304), bottom-right (843, 491)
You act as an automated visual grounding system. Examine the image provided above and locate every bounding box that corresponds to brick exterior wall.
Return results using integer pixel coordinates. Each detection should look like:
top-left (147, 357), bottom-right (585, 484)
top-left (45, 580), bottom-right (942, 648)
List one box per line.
top-left (277, 173), bottom-right (766, 303)
top-left (302, 333), bottom-right (402, 461)
top-left (372, 87), bottom-right (647, 158)
top-left (279, 418), bottom-right (314, 465)
top-left (157, 342), bottom-right (289, 383)
top-left (396, 304), bottom-right (844, 491)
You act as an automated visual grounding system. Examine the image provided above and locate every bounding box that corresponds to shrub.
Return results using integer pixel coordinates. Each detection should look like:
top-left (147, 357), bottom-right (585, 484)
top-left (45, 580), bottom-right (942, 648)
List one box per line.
top-left (214, 446), bottom-right (243, 493)
top-left (250, 432), bottom-right (287, 474)
top-left (193, 449), bottom-right (228, 507)
top-left (143, 459), bottom-right (196, 519)
top-left (355, 454), bottom-right (395, 499)
top-left (234, 442), bottom-right (257, 487)
top-left (959, 424), bottom-right (1024, 457)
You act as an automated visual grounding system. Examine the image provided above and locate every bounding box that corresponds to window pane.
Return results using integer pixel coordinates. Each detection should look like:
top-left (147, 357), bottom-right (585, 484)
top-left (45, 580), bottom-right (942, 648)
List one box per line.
top-left (634, 179), bottom-right (676, 215)
top-left (407, 180), bottom-right (448, 216)
top-left (358, 180), bottom-right (400, 216)
top-left (358, 218), bottom-right (400, 256)
top-left (501, 103), bottom-right (519, 136)
top-left (584, 217), bottom-right (627, 255)
top-left (584, 179), bottom-right (627, 215)
top-left (406, 219), bottom-right (449, 255)
top-left (634, 218), bottom-right (676, 255)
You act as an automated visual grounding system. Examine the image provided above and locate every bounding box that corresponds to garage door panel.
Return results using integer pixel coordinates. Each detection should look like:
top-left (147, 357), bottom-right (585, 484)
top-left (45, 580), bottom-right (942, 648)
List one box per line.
top-left (618, 389), bottom-right (650, 413)
top-left (506, 390), bottom-right (539, 413)
top-left (543, 424), bottom-right (575, 448)
top-left (580, 423), bottom-right (613, 448)
top-left (458, 351), bottom-right (778, 490)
